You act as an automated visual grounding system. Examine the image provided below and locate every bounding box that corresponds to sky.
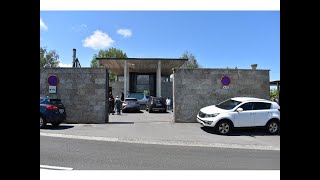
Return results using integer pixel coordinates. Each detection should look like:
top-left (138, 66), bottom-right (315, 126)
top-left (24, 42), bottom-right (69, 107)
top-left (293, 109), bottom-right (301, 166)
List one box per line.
top-left (40, 11), bottom-right (279, 81)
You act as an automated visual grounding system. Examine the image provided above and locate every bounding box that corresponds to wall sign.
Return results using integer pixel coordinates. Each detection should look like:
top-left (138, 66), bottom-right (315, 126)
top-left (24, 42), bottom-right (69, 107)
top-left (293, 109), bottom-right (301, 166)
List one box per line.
top-left (221, 76), bottom-right (231, 86)
top-left (49, 86), bottom-right (56, 94)
top-left (48, 75), bottom-right (59, 86)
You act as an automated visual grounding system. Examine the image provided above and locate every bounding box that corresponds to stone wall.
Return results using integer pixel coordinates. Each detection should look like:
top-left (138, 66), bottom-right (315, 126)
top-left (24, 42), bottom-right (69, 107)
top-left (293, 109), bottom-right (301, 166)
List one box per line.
top-left (40, 68), bottom-right (108, 123)
top-left (161, 82), bottom-right (173, 99)
top-left (109, 81), bottom-right (123, 98)
top-left (173, 68), bottom-right (270, 123)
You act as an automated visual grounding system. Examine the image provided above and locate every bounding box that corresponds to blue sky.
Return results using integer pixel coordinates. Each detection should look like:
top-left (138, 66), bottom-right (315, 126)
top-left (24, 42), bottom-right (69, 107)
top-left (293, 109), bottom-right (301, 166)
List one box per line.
top-left (40, 11), bottom-right (279, 81)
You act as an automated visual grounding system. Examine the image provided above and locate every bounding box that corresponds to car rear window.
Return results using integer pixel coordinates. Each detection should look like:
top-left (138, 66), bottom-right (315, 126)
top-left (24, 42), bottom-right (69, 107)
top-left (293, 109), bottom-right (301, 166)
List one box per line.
top-left (128, 94), bottom-right (144, 100)
top-left (153, 98), bottom-right (165, 104)
top-left (252, 102), bottom-right (271, 110)
top-left (49, 99), bottom-right (63, 105)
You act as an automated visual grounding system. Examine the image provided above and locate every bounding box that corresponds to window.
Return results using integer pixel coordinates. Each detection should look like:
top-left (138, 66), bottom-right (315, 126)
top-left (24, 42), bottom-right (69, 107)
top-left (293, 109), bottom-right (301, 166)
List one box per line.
top-left (125, 98), bottom-right (137, 102)
top-left (128, 93), bottom-right (144, 100)
top-left (216, 99), bottom-right (242, 110)
top-left (252, 102), bottom-right (271, 110)
top-left (136, 75), bottom-right (149, 92)
top-left (239, 103), bottom-right (253, 111)
top-left (49, 99), bottom-right (63, 106)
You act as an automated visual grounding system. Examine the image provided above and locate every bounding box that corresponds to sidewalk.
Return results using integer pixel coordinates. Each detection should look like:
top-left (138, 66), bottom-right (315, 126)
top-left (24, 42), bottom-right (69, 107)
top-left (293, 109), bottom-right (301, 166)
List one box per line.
top-left (40, 111), bottom-right (280, 151)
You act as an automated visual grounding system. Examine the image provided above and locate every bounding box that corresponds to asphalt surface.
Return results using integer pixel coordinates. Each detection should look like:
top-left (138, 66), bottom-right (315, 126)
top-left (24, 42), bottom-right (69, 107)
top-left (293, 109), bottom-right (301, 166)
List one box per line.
top-left (40, 136), bottom-right (280, 170)
top-left (40, 110), bottom-right (280, 151)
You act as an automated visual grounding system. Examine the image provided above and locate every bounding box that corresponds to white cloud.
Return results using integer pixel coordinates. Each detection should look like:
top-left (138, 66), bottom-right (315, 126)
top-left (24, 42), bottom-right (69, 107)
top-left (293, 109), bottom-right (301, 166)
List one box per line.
top-left (117, 28), bottom-right (132, 38)
top-left (58, 63), bottom-right (72, 67)
top-left (40, 18), bottom-right (48, 31)
top-left (82, 30), bottom-right (114, 50)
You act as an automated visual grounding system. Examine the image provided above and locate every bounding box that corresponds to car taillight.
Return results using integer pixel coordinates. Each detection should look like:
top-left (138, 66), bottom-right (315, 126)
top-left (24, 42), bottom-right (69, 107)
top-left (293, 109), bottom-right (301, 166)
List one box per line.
top-left (45, 105), bottom-right (59, 111)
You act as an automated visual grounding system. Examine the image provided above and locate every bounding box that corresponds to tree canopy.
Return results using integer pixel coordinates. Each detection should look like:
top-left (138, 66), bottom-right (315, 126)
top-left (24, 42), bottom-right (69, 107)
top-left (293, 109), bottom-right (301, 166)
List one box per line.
top-left (90, 47), bottom-right (128, 67)
top-left (40, 47), bottom-right (60, 67)
top-left (180, 51), bottom-right (201, 68)
top-left (91, 47), bottom-right (128, 81)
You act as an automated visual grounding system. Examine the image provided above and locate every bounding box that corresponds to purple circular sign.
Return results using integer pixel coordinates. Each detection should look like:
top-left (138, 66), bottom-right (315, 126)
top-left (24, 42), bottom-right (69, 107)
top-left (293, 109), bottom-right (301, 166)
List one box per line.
top-left (221, 76), bottom-right (231, 86)
top-left (48, 75), bottom-right (58, 86)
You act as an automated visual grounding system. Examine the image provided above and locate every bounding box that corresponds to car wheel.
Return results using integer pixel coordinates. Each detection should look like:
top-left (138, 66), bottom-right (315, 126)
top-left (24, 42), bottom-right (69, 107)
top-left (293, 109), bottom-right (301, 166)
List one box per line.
top-left (266, 120), bottom-right (280, 135)
top-left (215, 120), bottom-right (232, 135)
top-left (149, 109), bottom-right (153, 113)
top-left (40, 116), bottom-right (47, 129)
top-left (51, 122), bottom-right (61, 128)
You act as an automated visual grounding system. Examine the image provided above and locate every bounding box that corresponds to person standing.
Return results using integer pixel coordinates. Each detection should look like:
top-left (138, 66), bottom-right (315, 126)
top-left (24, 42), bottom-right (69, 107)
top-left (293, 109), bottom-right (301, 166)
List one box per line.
top-left (166, 97), bottom-right (171, 111)
top-left (108, 94), bottom-right (115, 115)
top-left (121, 92), bottom-right (124, 102)
top-left (114, 96), bottom-right (122, 115)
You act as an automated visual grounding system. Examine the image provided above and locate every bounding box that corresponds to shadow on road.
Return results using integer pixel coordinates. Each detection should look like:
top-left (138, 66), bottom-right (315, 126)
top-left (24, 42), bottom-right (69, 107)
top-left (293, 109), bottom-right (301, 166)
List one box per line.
top-left (107, 122), bottom-right (134, 124)
top-left (201, 127), bottom-right (280, 137)
top-left (43, 125), bottom-right (74, 130)
top-left (147, 111), bottom-right (170, 114)
top-left (122, 110), bottom-right (144, 113)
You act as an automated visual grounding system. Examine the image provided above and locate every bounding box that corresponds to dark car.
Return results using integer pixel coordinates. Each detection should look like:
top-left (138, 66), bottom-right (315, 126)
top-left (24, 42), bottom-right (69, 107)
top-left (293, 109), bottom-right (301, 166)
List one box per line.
top-left (122, 98), bottom-right (140, 113)
top-left (40, 97), bottom-right (66, 128)
top-left (146, 97), bottom-right (167, 113)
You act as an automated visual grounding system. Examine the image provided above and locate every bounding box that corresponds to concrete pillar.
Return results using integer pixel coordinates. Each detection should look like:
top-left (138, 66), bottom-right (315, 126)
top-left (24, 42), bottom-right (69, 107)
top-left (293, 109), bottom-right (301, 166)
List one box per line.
top-left (124, 60), bottom-right (127, 98)
top-left (156, 60), bottom-right (161, 97)
top-left (127, 62), bottom-right (130, 95)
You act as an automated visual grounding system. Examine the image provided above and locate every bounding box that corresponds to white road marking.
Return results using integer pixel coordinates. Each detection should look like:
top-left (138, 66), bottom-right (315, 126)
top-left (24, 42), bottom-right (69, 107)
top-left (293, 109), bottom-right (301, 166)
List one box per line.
top-left (40, 132), bottom-right (280, 151)
top-left (40, 165), bottom-right (73, 170)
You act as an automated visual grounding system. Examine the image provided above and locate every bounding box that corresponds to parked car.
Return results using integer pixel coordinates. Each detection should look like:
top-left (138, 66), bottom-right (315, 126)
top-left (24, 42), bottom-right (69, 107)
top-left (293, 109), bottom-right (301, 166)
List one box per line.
top-left (40, 97), bottom-right (66, 128)
top-left (197, 97), bottom-right (280, 135)
top-left (122, 98), bottom-right (140, 113)
top-left (127, 93), bottom-right (150, 105)
top-left (146, 97), bottom-right (167, 113)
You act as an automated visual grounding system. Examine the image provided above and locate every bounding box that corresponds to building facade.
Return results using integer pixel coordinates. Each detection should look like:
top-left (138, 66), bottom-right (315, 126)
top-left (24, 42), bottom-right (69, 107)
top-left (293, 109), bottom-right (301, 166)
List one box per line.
top-left (98, 58), bottom-right (187, 99)
top-left (40, 58), bottom-right (270, 124)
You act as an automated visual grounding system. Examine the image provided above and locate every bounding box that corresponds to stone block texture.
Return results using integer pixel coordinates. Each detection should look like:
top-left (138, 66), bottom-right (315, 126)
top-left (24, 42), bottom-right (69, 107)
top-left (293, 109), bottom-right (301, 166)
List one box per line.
top-left (40, 68), bottom-right (108, 123)
top-left (161, 82), bottom-right (173, 99)
top-left (173, 68), bottom-right (270, 123)
top-left (109, 81), bottom-right (123, 98)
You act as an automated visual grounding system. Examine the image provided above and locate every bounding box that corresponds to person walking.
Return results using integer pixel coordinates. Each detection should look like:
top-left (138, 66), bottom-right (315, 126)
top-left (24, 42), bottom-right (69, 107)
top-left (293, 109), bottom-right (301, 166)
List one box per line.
top-left (166, 97), bottom-right (171, 111)
top-left (108, 93), bottom-right (115, 115)
top-left (121, 92), bottom-right (124, 101)
top-left (114, 96), bottom-right (122, 115)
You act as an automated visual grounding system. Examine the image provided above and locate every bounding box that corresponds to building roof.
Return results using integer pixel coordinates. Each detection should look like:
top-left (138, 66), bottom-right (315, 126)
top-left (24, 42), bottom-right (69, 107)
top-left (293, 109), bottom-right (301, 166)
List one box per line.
top-left (97, 58), bottom-right (188, 76)
top-left (270, 80), bottom-right (280, 86)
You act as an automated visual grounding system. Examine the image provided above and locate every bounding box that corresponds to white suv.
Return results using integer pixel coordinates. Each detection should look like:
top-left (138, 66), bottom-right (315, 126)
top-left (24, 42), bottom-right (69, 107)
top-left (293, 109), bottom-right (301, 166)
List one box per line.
top-left (197, 97), bottom-right (280, 135)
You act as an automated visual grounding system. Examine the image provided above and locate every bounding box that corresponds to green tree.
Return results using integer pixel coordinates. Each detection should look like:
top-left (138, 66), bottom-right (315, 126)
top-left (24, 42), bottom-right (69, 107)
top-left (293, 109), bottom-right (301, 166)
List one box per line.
top-left (270, 89), bottom-right (278, 100)
top-left (180, 51), bottom-right (201, 68)
top-left (90, 47), bottom-right (128, 81)
top-left (40, 47), bottom-right (60, 67)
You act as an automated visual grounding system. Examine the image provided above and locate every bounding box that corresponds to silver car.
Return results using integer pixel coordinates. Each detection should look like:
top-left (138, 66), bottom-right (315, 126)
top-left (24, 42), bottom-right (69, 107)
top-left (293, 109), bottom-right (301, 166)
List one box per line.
top-left (127, 93), bottom-right (150, 105)
top-left (122, 98), bottom-right (140, 113)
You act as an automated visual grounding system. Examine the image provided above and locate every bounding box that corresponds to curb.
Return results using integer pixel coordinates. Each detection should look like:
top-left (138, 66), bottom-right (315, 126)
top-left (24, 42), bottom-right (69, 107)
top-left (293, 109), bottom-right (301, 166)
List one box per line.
top-left (40, 165), bottom-right (73, 170)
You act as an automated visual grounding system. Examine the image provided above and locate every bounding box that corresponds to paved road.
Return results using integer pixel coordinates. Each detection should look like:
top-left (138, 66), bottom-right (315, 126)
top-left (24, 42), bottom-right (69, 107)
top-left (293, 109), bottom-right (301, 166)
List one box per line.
top-left (40, 136), bottom-right (280, 170)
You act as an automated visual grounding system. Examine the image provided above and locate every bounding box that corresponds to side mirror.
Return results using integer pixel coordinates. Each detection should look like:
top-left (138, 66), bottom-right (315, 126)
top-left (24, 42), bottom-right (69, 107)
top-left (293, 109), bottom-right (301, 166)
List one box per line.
top-left (237, 108), bottom-right (243, 112)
